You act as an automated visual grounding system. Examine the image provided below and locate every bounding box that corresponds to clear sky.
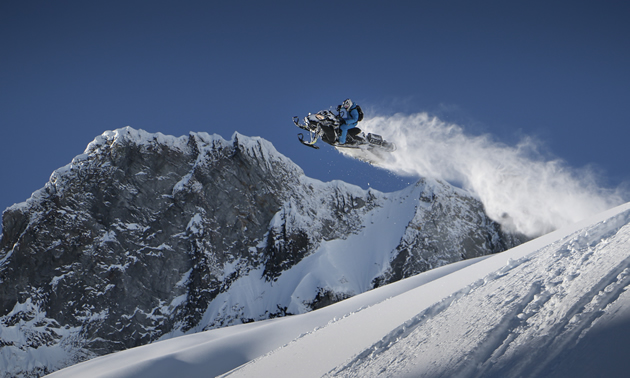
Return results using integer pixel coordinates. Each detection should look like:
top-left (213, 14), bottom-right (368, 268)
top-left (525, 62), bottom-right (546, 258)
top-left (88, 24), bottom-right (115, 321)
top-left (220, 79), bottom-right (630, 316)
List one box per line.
top-left (1, 1), bottom-right (629, 229)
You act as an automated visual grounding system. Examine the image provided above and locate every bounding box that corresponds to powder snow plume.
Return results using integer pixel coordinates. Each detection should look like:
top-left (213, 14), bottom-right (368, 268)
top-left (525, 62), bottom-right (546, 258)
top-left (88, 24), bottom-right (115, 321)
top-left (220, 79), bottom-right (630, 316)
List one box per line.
top-left (354, 112), bottom-right (625, 237)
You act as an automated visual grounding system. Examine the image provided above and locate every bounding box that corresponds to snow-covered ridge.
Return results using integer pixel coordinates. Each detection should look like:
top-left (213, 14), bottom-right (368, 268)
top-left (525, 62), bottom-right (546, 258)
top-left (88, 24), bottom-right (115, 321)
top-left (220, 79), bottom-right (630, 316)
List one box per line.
top-left (84, 127), bottom-right (299, 173)
top-left (46, 202), bottom-right (630, 378)
top-left (5, 127), bottom-right (302, 214)
top-left (85, 126), bottom-right (192, 153)
top-left (320, 202), bottom-right (630, 378)
top-left (1, 127), bottom-right (523, 378)
top-left (195, 183), bottom-right (422, 331)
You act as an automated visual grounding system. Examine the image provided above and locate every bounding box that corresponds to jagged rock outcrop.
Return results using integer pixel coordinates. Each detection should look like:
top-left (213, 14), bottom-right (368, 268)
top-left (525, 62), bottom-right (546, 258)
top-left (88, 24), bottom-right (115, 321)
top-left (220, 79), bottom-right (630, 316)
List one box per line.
top-left (373, 179), bottom-right (525, 287)
top-left (0, 127), bottom-right (526, 377)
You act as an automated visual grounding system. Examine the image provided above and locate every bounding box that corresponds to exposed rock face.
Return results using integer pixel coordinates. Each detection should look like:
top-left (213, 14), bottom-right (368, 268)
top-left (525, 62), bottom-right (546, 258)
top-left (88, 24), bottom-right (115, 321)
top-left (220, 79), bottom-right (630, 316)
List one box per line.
top-left (373, 180), bottom-right (525, 287)
top-left (0, 127), bottom-right (526, 377)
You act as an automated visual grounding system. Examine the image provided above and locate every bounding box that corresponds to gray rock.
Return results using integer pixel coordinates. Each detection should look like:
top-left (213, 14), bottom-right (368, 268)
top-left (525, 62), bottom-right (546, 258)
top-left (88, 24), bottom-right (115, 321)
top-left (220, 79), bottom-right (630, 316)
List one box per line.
top-left (0, 127), bottom-right (526, 377)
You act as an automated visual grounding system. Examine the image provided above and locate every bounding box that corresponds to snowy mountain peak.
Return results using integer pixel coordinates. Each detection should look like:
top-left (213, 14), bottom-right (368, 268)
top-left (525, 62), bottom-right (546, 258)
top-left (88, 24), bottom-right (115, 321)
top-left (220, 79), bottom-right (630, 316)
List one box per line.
top-left (0, 127), bottom-right (524, 378)
top-left (46, 202), bottom-right (630, 378)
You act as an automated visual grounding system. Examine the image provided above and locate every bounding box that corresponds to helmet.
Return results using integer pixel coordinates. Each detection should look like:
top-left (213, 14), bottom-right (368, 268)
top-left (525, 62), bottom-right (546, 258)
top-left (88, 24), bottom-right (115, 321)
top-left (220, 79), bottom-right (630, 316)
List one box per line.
top-left (343, 98), bottom-right (353, 109)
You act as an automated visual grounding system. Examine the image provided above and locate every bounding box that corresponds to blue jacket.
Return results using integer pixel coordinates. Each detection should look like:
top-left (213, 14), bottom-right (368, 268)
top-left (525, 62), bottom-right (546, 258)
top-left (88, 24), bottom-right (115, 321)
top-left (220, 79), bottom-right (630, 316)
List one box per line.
top-left (338, 105), bottom-right (360, 144)
top-left (340, 105), bottom-right (360, 128)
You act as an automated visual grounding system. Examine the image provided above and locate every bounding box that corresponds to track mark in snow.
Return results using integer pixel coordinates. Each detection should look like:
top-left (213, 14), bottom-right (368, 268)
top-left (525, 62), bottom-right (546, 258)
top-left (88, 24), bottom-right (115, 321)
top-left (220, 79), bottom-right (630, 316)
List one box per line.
top-left (327, 210), bottom-right (630, 378)
top-left (522, 257), bottom-right (630, 378)
top-left (329, 281), bottom-right (480, 376)
top-left (456, 280), bottom-right (547, 377)
top-left (479, 219), bottom-right (630, 378)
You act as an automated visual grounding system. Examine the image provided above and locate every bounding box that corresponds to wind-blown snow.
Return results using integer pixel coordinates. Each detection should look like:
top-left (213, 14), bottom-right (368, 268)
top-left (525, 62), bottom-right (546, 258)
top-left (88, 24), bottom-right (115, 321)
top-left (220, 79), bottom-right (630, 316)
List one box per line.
top-left (46, 202), bottom-right (630, 378)
top-left (351, 113), bottom-right (625, 237)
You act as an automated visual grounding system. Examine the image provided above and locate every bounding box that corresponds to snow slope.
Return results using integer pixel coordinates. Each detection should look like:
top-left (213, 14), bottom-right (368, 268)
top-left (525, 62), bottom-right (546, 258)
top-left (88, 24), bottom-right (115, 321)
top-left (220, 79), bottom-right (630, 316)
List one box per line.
top-left (2, 127), bottom-right (521, 378)
top-left (46, 202), bottom-right (630, 378)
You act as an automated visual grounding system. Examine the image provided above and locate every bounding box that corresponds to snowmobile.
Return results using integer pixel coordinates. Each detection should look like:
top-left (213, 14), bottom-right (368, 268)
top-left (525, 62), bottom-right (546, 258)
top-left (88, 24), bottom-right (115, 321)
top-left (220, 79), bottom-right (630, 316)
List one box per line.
top-left (293, 109), bottom-right (395, 152)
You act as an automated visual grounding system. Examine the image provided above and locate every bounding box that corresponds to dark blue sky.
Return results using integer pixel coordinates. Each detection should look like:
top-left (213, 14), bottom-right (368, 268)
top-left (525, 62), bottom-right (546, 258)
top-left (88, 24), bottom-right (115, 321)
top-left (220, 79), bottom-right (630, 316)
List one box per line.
top-left (1, 1), bottom-right (629, 226)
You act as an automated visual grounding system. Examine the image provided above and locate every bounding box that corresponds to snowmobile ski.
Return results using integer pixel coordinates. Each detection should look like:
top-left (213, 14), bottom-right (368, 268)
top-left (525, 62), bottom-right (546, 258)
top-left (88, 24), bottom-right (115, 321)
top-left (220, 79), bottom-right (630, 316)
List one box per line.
top-left (298, 133), bottom-right (320, 149)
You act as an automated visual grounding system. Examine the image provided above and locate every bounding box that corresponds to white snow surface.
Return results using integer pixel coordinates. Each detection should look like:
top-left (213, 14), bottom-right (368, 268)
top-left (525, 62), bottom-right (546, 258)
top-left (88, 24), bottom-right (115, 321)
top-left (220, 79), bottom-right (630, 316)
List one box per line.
top-left (8, 126), bottom-right (303, 214)
top-left (46, 201), bottom-right (630, 378)
top-left (192, 181), bottom-right (420, 332)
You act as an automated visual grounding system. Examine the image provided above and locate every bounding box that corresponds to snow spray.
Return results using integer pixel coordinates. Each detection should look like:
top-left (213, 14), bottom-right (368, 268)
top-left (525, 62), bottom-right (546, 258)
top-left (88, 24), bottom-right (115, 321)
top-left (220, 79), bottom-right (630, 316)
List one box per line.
top-left (359, 113), bottom-right (624, 237)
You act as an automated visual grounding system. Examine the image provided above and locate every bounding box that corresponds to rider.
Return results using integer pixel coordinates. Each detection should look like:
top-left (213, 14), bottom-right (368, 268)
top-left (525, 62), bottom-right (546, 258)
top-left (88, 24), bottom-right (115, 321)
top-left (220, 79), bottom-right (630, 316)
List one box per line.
top-left (338, 98), bottom-right (360, 144)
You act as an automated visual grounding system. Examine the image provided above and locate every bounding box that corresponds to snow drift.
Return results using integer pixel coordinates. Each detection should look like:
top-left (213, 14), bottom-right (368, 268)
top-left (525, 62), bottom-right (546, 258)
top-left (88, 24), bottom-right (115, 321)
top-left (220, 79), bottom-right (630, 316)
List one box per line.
top-left (47, 201), bottom-right (630, 378)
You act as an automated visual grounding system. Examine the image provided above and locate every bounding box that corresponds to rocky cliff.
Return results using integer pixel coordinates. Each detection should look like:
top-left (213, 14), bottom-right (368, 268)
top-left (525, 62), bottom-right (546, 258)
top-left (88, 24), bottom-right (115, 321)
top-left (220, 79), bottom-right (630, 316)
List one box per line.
top-left (0, 127), bottom-right (526, 377)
